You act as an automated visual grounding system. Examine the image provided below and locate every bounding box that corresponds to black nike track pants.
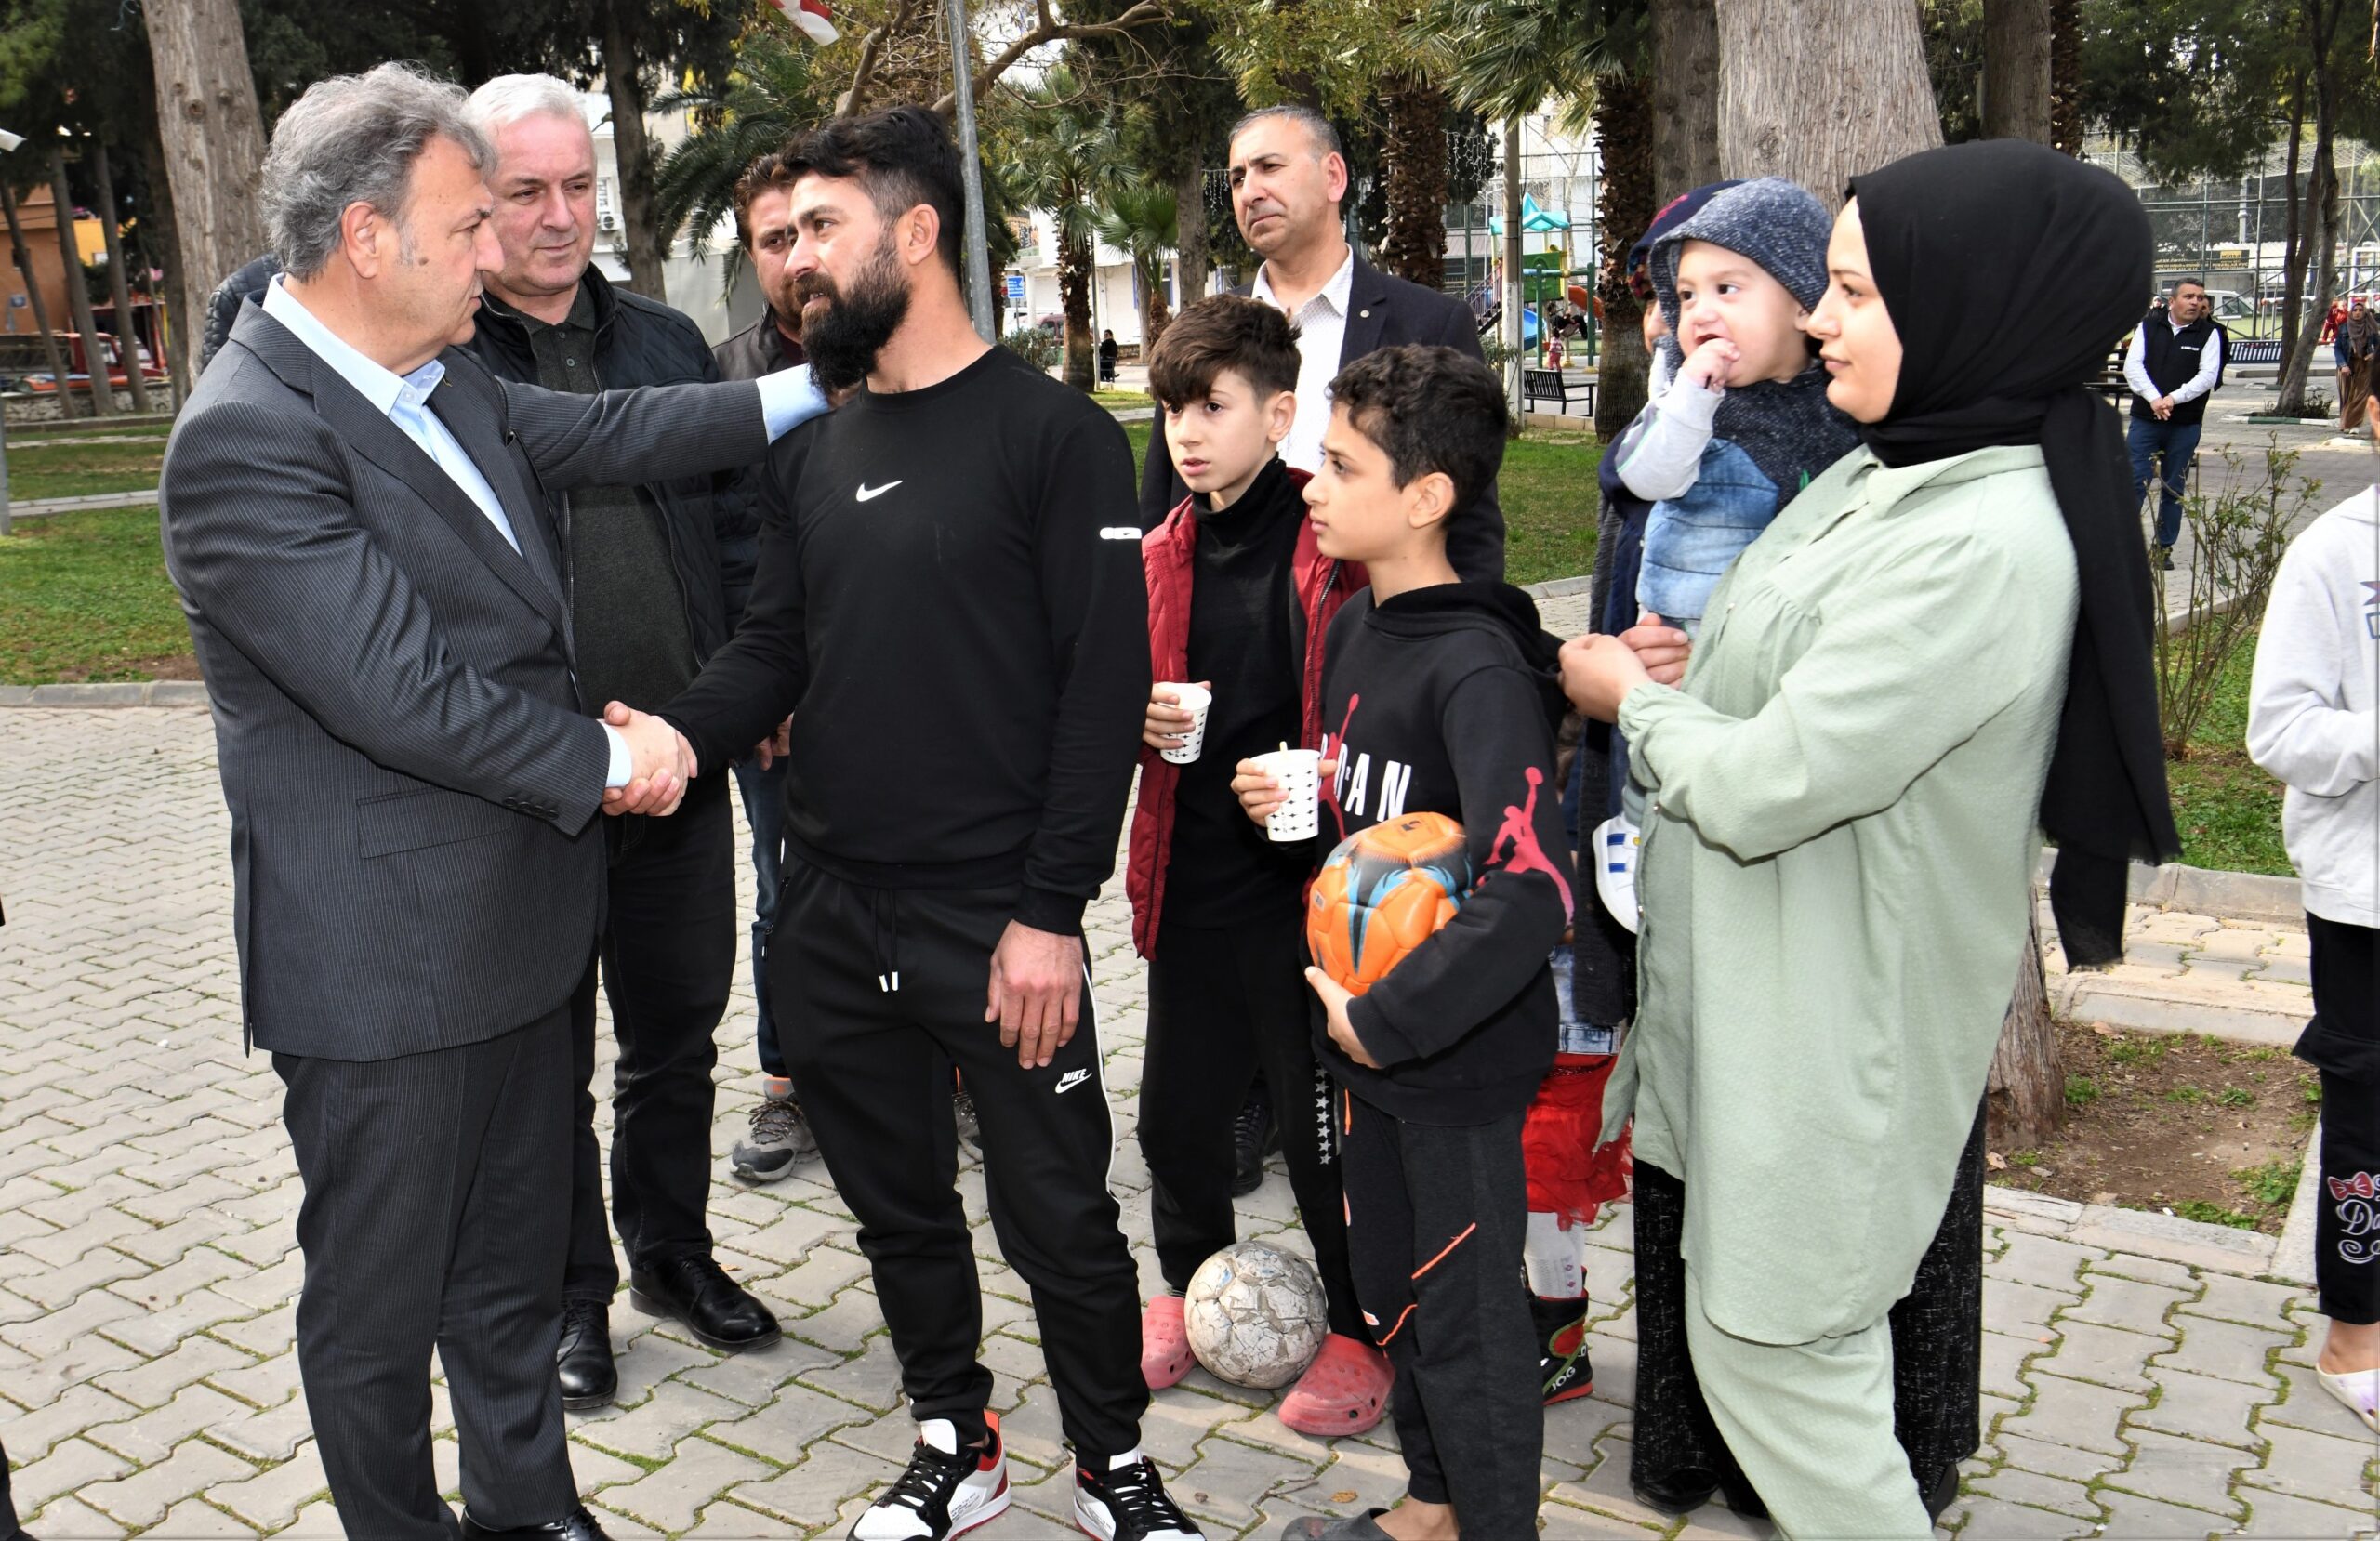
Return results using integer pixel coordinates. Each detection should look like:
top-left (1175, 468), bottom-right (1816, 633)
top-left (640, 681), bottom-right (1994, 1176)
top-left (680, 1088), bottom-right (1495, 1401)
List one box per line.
top-left (769, 858), bottom-right (1147, 1462)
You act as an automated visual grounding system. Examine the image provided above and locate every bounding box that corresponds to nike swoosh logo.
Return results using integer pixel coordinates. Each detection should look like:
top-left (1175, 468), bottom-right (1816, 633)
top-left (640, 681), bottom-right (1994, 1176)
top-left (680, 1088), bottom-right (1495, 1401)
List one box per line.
top-left (855, 481), bottom-right (903, 502)
top-left (1055, 1068), bottom-right (1092, 1094)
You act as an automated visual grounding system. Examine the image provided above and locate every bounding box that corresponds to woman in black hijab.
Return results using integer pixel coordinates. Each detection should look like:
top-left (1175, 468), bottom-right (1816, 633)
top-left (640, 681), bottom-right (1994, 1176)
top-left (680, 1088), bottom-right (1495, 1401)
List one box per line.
top-left (1564, 140), bottom-right (2177, 1534)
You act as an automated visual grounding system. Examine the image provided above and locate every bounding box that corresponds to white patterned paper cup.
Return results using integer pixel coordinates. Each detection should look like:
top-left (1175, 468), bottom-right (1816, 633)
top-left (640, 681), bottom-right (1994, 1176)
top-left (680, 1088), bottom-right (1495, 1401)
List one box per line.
top-left (1252, 748), bottom-right (1321, 842)
top-left (1157, 683), bottom-right (1211, 766)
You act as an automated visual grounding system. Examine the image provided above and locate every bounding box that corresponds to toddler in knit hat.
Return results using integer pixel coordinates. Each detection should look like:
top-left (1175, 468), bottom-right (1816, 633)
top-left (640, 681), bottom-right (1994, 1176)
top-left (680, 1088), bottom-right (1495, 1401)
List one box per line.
top-left (1592, 177), bottom-right (1858, 930)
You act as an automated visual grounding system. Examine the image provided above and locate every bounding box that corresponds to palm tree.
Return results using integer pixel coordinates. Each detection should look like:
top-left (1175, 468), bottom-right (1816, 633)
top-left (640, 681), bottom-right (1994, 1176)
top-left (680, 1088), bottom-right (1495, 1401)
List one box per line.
top-left (1001, 68), bottom-right (1130, 389)
top-left (651, 27), bottom-right (832, 301)
top-left (1093, 181), bottom-right (1178, 349)
top-left (1410, 0), bottom-right (1655, 440)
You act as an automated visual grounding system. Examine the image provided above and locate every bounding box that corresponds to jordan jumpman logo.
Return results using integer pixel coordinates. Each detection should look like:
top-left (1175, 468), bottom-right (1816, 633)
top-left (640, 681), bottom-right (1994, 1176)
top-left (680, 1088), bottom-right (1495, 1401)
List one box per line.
top-left (1486, 765), bottom-right (1575, 918)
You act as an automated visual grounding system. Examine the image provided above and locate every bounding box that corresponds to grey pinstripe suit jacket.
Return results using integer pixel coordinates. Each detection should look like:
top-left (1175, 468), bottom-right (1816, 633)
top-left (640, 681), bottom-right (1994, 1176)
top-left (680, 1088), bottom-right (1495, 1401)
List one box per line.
top-left (161, 302), bottom-right (771, 1061)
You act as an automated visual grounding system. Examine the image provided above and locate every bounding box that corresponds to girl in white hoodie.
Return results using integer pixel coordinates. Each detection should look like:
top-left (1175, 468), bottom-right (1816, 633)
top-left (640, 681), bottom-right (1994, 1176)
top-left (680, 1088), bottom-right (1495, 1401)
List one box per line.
top-left (2246, 414), bottom-right (2378, 1435)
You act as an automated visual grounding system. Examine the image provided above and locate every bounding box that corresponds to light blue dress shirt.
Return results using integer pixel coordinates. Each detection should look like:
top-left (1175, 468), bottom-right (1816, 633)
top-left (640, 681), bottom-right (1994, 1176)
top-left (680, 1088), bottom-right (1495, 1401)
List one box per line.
top-left (259, 277), bottom-right (830, 787)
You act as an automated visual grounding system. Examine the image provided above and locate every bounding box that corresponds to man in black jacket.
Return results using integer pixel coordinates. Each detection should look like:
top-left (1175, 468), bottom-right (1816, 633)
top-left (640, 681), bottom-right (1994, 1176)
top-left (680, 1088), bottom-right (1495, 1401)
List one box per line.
top-left (1138, 105), bottom-right (1505, 585)
top-left (458, 73), bottom-right (782, 1413)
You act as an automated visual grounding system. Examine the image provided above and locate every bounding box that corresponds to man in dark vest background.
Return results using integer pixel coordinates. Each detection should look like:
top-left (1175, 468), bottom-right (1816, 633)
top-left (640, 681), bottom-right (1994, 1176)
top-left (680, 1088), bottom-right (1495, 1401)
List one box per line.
top-left (2122, 275), bottom-right (2226, 571)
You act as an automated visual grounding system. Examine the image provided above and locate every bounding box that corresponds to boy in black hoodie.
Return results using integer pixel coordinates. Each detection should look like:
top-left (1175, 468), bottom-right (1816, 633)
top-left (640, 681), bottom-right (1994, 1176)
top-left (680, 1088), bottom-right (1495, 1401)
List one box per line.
top-left (1236, 346), bottom-right (1571, 1541)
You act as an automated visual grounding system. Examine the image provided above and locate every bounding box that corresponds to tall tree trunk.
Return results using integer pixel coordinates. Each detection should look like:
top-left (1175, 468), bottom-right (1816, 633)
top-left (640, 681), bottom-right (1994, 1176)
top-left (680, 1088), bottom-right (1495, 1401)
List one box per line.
top-left (90, 145), bottom-right (151, 415)
top-left (139, 129), bottom-right (192, 407)
top-left (1060, 226), bottom-right (1095, 389)
top-left (1981, 0), bottom-right (2055, 143)
top-left (1595, 73), bottom-right (1657, 443)
top-left (602, 1), bottom-right (668, 302)
top-left (1381, 81), bottom-right (1449, 291)
top-left (145, 0), bottom-right (270, 378)
top-left (1651, 0), bottom-right (1722, 204)
top-left (1, 181), bottom-right (79, 418)
top-left (2047, 0), bottom-right (2084, 154)
top-left (1138, 257), bottom-right (1171, 347)
top-left (2278, 0), bottom-right (2347, 417)
top-left (1988, 909), bottom-right (2065, 1152)
top-left (2280, 86), bottom-right (2306, 366)
top-left (48, 152), bottom-right (115, 417)
top-left (1716, 0), bottom-right (1942, 208)
top-left (1172, 158), bottom-right (1211, 307)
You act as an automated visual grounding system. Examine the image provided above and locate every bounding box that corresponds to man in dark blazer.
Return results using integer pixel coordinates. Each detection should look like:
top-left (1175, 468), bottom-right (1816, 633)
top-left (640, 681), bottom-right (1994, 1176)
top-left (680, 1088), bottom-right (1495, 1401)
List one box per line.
top-left (159, 64), bottom-right (824, 1541)
top-left (1138, 104), bottom-right (1506, 584)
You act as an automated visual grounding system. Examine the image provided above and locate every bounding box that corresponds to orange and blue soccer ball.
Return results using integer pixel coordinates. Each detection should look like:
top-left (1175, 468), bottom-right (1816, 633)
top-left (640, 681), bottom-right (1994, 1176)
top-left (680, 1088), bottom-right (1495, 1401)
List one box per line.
top-left (1305, 812), bottom-right (1472, 995)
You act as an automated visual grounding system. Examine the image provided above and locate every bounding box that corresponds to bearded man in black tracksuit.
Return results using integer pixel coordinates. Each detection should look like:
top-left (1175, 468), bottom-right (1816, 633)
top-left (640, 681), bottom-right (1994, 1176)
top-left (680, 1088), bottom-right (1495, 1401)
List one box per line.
top-left (649, 109), bottom-right (1201, 1541)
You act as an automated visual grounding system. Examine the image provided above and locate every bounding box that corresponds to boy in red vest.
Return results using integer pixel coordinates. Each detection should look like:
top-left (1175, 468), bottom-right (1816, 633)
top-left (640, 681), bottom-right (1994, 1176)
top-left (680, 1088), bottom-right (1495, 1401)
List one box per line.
top-left (1129, 296), bottom-right (1391, 1432)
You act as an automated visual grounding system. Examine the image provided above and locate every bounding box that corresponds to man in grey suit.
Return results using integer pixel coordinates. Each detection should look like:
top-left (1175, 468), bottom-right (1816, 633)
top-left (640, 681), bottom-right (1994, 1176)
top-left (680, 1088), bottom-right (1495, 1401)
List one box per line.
top-left (159, 64), bottom-right (824, 1541)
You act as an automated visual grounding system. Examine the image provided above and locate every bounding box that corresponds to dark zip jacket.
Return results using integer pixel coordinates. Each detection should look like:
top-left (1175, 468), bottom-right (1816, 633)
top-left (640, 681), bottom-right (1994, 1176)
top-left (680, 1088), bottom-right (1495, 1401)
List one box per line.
top-left (462, 265), bottom-right (758, 655)
top-left (1316, 582), bottom-right (1577, 1124)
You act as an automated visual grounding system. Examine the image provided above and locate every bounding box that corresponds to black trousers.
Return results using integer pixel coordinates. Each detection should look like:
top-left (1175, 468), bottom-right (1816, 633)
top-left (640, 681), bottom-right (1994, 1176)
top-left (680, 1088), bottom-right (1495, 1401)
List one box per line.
top-left (1340, 1095), bottom-right (1540, 1537)
top-left (275, 1006), bottom-right (578, 1540)
top-left (565, 772), bottom-right (735, 1299)
top-left (1140, 915), bottom-right (1366, 1340)
top-left (2302, 913), bottom-right (2380, 1325)
top-left (771, 860), bottom-right (1147, 1460)
top-left (2, 1433), bottom-right (17, 1538)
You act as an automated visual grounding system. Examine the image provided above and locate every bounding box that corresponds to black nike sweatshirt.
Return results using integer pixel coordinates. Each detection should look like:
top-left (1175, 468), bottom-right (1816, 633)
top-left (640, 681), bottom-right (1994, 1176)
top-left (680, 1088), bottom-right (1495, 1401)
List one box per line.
top-left (661, 347), bottom-right (1149, 933)
top-left (1315, 582), bottom-right (1576, 1125)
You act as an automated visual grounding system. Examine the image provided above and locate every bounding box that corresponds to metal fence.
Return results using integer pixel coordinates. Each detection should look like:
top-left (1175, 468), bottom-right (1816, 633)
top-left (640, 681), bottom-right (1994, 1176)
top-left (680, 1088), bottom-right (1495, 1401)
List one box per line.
top-left (2087, 138), bottom-right (2380, 339)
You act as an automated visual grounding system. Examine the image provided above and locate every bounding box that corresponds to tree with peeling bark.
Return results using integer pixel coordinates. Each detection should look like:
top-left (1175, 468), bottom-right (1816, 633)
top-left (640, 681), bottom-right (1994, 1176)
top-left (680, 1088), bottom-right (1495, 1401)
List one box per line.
top-left (1651, 0), bottom-right (1720, 203)
top-left (1981, 0), bottom-right (2054, 140)
top-left (1716, 0), bottom-right (1940, 206)
top-left (142, 0), bottom-right (270, 391)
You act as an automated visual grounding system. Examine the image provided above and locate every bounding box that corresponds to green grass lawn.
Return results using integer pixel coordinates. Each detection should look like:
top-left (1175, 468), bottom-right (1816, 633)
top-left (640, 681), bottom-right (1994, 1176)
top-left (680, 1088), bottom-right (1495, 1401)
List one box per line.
top-left (5, 437), bottom-right (166, 501)
top-left (1121, 422), bottom-right (1602, 588)
top-left (0, 504), bottom-right (190, 684)
top-left (2165, 626), bottom-right (2289, 876)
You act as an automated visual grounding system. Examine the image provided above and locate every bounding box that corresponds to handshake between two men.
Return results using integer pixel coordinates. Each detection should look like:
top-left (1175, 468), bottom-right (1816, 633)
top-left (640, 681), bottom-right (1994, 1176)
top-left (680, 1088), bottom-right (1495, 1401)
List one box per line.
top-left (601, 704), bottom-right (795, 817)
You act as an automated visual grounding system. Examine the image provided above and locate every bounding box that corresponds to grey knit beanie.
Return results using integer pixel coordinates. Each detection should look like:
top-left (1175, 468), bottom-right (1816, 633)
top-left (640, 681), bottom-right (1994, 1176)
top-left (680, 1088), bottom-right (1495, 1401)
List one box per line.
top-left (1651, 176), bottom-right (1832, 321)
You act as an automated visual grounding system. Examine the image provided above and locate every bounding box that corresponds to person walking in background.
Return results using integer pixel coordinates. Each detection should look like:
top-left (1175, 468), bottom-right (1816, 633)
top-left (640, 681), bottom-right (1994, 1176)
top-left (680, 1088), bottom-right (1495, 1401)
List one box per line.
top-left (159, 62), bottom-right (825, 1539)
top-left (2123, 276), bottom-right (2226, 571)
top-left (2246, 395), bottom-right (2378, 1434)
top-left (2333, 299), bottom-right (2373, 435)
top-left (711, 148), bottom-right (825, 1184)
top-left (1099, 327), bottom-right (1120, 384)
top-left (459, 73), bottom-right (787, 1416)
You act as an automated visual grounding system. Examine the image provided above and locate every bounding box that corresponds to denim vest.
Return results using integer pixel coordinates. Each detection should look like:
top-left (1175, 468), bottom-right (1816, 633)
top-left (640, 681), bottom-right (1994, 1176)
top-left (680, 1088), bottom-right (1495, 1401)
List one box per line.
top-left (1638, 438), bottom-right (1780, 631)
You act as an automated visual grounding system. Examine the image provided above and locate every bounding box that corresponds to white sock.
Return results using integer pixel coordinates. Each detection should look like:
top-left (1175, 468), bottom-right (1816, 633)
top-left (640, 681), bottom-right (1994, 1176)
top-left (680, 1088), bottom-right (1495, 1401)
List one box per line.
top-left (1524, 1210), bottom-right (1587, 1300)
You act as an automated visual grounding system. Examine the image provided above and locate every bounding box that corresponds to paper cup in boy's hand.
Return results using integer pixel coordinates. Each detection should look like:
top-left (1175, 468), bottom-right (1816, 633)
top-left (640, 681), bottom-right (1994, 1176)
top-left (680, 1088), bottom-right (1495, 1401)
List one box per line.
top-left (1252, 747), bottom-right (1322, 841)
top-left (1157, 683), bottom-right (1211, 766)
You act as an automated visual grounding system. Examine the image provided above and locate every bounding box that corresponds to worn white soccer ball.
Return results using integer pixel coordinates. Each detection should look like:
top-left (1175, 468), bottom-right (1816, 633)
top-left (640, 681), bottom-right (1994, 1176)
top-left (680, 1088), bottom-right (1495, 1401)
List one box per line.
top-left (1183, 1240), bottom-right (1329, 1389)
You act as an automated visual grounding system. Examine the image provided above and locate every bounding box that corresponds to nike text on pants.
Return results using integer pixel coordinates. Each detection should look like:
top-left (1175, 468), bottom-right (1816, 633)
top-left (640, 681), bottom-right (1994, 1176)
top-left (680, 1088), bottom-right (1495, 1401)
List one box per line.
top-left (769, 858), bottom-right (1149, 1460)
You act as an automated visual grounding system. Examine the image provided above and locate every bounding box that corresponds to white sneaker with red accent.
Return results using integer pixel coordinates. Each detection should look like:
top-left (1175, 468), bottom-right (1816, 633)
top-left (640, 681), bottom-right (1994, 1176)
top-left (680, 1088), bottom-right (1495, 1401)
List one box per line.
top-left (1073, 1449), bottom-right (1202, 1540)
top-left (849, 1413), bottom-right (1010, 1540)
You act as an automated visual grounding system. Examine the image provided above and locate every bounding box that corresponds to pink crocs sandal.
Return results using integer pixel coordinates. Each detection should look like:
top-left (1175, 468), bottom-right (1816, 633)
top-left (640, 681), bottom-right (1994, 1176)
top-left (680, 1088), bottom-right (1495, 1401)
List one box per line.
top-left (1141, 1294), bottom-right (1195, 1390)
top-left (1279, 1332), bottom-right (1393, 1436)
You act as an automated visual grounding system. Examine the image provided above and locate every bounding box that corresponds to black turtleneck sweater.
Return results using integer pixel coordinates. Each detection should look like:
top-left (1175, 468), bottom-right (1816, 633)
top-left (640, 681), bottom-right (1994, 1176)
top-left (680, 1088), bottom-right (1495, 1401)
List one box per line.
top-left (1166, 457), bottom-right (1313, 928)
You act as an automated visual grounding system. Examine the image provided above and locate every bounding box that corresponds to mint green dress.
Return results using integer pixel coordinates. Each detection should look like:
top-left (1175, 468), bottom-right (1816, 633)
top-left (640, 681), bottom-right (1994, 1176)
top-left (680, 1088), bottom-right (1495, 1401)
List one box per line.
top-left (1606, 442), bottom-right (2079, 1348)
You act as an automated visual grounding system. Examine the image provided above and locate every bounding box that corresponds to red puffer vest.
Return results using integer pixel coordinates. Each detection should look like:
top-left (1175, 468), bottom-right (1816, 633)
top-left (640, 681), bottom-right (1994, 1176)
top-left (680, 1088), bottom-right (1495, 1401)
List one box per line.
top-left (1126, 468), bottom-right (1366, 956)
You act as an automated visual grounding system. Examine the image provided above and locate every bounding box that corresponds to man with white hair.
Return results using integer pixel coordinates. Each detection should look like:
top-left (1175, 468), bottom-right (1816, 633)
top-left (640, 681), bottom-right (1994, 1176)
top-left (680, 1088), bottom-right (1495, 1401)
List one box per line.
top-left (159, 62), bottom-right (826, 1541)
top-left (457, 72), bottom-right (783, 1418)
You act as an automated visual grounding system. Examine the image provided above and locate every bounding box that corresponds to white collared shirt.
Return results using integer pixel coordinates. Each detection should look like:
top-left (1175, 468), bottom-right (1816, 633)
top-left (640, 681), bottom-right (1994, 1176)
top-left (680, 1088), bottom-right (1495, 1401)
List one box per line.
top-left (1253, 246), bottom-right (1356, 472)
top-left (2122, 310), bottom-right (2224, 407)
top-left (262, 275), bottom-right (523, 552)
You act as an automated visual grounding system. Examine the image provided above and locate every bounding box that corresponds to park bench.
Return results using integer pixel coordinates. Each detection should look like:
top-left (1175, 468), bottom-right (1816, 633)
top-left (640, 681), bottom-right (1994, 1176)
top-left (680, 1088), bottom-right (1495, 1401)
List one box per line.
top-left (1523, 367), bottom-right (1597, 416)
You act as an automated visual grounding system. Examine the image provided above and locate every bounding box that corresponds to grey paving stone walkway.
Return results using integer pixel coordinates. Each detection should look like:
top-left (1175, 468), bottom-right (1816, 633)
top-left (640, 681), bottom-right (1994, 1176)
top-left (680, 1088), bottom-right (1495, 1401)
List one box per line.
top-left (0, 706), bottom-right (2373, 1539)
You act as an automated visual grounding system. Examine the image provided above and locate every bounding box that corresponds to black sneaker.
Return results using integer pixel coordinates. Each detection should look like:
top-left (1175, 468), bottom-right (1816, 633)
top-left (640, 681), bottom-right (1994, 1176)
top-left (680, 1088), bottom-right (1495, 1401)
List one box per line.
top-left (1074, 1451), bottom-right (1202, 1540)
top-left (1229, 1087), bottom-right (1276, 1198)
top-left (849, 1414), bottom-right (1010, 1540)
top-left (1530, 1291), bottom-right (1593, 1405)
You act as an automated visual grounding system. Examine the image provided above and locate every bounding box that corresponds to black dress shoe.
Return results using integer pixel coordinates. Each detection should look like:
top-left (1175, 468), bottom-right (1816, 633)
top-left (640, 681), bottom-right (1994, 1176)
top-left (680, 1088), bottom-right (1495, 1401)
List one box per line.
top-left (459, 1506), bottom-right (614, 1540)
top-left (556, 1298), bottom-right (616, 1411)
top-left (628, 1252), bottom-right (781, 1352)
